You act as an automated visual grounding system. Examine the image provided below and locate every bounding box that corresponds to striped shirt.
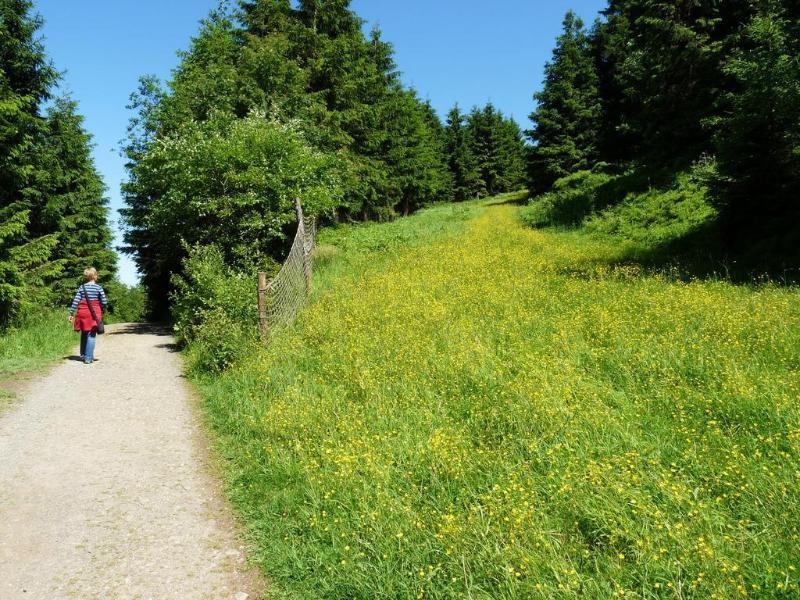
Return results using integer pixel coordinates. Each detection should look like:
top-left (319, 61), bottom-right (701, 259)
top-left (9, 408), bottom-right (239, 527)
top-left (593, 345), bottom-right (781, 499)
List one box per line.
top-left (69, 282), bottom-right (108, 314)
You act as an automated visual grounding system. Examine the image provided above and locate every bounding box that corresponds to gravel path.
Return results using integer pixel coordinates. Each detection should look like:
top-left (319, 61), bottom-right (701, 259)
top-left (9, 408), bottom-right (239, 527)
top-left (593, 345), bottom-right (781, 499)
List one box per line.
top-left (0, 324), bottom-right (263, 599)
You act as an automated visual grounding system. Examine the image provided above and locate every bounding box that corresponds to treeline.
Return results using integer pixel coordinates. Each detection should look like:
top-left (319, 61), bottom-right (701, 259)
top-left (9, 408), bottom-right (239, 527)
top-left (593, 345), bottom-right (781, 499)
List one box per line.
top-left (526, 0), bottom-right (800, 269)
top-left (446, 103), bottom-right (525, 201)
top-left (122, 0), bottom-right (526, 315)
top-left (0, 0), bottom-right (118, 327)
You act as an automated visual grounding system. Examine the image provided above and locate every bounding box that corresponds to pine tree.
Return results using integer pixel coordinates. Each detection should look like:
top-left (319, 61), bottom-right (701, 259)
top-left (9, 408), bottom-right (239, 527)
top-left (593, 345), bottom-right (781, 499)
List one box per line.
top-left (381, 89), bottom-right (450, 216)
top-left (497, 117), bottom-right (526, 192)
top-left (595, 0), bottom-right (756, 167)
top-left (38, 97), bottom-right (117, 301)
top-left (0, 0), bottom-right (61, 324)
top-left (445, 104), bottom-right (480, 201)
top-left (0, 204), bottom-right (59, 326)
top-left (0, 0), bottom-right (57, 212)
top-left (467, 103), bottom-right (526, 197)
top-left (297, 0), bottom-right (361, 37)
top-left (711, 1), bottom-right (800, 256)
top-left (526, 11), bottom-right (600, 194)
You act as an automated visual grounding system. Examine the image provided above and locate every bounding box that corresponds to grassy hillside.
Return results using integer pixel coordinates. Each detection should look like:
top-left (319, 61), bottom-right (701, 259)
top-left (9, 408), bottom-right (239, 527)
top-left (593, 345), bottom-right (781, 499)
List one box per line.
top-left (196, 194), bottom-right (799, 598)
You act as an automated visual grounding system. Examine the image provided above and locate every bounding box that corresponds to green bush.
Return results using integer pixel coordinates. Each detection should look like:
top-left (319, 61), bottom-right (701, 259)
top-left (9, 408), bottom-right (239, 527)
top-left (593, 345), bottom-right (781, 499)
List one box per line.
top-left (103, 281), bottom-right (146, 323)
top-left (171, 245), bottom-right (258, 372)
top-left (521, 170), bottom-right (612, 227)
top-left (584, 172), bottom-right (717, 246)
top-left (184, 307), bottom-right (249, 373)
top-left (123, 110), bottom-right (342, 317)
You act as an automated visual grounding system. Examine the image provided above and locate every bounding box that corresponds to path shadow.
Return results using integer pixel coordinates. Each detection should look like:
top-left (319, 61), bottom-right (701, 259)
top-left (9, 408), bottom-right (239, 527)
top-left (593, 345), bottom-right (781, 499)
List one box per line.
top-left (484, 190), bottom-right (530, 207)
top-left (154, 342), bottom-right (179, 353)
top-left (108, 323), bottom-right (172, 336)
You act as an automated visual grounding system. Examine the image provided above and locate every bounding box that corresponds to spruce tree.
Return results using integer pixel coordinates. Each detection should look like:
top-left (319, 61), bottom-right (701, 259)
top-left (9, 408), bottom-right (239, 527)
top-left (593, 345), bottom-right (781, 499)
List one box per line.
top-left (595, 0), bottom-right (756, 167)
top-left (0, 0), bottom-right (61, 324)
top-left (467, 103), bottom-right (526, 197)
top-left (0, 203), bottom-right (59, 326)
top-left (711, 1), bottom-right (800, 256)
top-left (526, 11), bottom-right (600, 194)
top-left (445, 105), bottom-right (480, 201)
top-left (0, 0), bottom-right (57, 213)
top-left (382, 90), bottom-right (450, 216)
top-left (38, 97), bottom-right (117, 301)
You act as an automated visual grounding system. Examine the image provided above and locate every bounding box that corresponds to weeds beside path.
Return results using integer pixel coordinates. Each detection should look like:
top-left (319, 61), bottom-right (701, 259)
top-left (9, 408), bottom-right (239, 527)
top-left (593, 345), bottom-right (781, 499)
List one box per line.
top-left (0, 312), bottom-right (78, 418)
top-left (200, 198), bottom-right (799, 598)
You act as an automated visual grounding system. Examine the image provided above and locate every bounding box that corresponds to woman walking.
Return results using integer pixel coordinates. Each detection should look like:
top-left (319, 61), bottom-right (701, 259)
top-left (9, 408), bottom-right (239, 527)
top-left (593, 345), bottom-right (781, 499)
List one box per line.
top-left (68, 268), bottom-right (108, 364)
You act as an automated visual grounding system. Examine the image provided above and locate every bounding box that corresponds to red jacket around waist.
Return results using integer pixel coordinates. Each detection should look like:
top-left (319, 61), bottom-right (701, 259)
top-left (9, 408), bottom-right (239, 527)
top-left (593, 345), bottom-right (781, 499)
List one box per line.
top-left (73, 299), bottom-right (103, 332)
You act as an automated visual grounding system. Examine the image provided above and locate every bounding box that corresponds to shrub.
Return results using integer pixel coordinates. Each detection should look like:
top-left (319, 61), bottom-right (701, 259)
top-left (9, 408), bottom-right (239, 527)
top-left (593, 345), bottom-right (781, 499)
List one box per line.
top-left (123, 110), bottom-right (342, 317)
top-left (171, 245), bottom-right (258, 372)
top-left (584, 172), bottom-right (717, 247)
top-left (103, 281), bottom-right (146, 323)
top-left (521, 170), bottom-right (612, 227)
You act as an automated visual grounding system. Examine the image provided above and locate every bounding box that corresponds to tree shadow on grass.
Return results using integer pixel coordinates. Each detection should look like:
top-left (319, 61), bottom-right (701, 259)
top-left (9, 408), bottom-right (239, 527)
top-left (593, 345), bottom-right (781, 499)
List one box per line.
top-left (592, 221), bottom-right (800, 287)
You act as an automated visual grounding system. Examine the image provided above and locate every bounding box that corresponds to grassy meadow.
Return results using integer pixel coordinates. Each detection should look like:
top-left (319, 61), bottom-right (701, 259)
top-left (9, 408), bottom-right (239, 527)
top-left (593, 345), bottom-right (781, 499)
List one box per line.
top-left (196, 194), bottom-right (800, 598)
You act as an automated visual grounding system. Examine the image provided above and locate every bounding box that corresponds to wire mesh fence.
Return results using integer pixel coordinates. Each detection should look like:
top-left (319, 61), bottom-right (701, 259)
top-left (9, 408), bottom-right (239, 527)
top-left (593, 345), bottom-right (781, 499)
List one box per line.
top-left (258, 199), bottom-right (316, 338)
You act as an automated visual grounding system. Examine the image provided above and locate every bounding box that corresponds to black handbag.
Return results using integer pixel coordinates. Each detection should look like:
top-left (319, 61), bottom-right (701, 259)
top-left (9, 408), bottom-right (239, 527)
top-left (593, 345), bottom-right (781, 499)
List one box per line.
top-left (82, 284), bottom-right (105, 335)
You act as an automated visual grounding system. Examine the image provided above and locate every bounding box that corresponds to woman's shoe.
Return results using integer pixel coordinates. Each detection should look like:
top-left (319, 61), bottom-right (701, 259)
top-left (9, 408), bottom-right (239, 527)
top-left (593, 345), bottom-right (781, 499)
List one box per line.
top-left (84, 360), bottom-right (93, 365)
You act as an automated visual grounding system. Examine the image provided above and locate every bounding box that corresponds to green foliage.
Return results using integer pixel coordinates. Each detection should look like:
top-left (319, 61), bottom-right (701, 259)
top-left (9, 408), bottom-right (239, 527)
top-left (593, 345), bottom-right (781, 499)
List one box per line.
top-left (444, 104), bottom-right (480, 201)
top-left (525, 1), bottom-right (798, 270)
top-left (37, 97), bottom-right (117, 302)
top-left (460, 103), bottom-right (526, 198)
top-left (0, 0), bottom-right (57, 208)
top-left (123, 1), bottom-right (453, 312)
top-left (122, 111), bottom-right (340, 318)
top-left (584, 172), bottom-right (717, 247)
top-left (710, 3), bottom-right (800, 262)
top-left (0, 1), bottom-right (116, 326)
top-left (527, 11), bottom-right (600, 193)
top-left (103, 280), bottom-right (146, 323)
top-left (171, 244), bottom-right (257, 373)
top-left (0, 203), bottom-right (59, 327)
top-left (520, 170), bottom-right (612, 227)
top-left (524, 166), bottom-right (719, 258)
top-left (595, 1), bottom-right (753, 165)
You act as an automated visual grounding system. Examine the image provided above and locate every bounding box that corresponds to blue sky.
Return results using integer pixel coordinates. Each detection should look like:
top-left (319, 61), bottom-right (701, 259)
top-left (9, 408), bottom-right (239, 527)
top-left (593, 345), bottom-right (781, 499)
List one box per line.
top-left (36, 0), bottom-right (607, 285)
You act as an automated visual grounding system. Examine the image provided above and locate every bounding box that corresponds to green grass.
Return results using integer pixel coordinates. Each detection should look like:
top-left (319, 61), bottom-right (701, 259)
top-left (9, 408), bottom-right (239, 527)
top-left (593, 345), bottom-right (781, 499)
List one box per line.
top-left (0, 310), bottom-right (77, 379)
top-left (194, 195), bottom-right (799, 598)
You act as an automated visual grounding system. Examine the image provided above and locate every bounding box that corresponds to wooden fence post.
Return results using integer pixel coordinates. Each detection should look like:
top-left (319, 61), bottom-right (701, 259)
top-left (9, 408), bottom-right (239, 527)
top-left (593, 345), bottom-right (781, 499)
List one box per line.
top-left (257, 271), bottom-right (269, 338)
top-left (294, 198), bottom-right (312, 295)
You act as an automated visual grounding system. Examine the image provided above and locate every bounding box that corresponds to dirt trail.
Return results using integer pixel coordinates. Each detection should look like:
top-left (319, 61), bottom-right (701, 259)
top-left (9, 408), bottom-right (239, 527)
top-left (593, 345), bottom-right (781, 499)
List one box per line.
top-left (0, 324), bottom-right (262, 599)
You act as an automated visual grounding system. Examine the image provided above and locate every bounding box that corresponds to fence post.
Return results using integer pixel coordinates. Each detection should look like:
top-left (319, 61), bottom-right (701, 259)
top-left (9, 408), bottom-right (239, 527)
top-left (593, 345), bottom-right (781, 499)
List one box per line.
top-left (294, 197), bottom-right (312, 295)
top-left (257, 271), bottom-right (269, 338)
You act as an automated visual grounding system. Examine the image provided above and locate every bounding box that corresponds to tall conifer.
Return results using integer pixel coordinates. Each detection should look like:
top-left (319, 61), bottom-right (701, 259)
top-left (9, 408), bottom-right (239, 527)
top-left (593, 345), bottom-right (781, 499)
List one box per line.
top-left (0, 0), bottom-right (60, 323)
top-left (39, 97), bottom-right (117, 301)
top-left (445, 105), bottom-right (480, 201)
top-left (526, 11), bottom-right (600, 193)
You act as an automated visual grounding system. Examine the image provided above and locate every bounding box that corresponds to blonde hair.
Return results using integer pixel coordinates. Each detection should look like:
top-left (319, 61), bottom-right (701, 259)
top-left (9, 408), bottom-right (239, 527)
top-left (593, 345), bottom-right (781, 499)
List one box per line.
top-left (84, 267), bottom-right (98, 282)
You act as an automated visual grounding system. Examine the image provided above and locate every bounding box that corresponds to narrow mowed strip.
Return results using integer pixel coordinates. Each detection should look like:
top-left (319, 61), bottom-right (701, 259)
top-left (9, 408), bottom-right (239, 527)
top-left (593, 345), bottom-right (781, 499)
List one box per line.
top-left (198, 198), bottom-right (800, 598)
